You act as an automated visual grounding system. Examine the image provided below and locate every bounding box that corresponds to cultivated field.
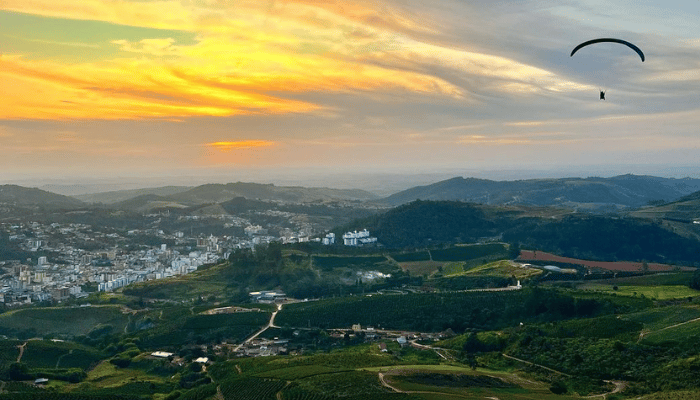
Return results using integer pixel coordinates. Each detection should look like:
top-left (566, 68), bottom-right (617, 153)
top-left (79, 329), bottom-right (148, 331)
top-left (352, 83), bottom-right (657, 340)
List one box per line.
top-left (577, 284), bottom-right (700, 300)
top-left (519, 250), bottom-right (693, 272)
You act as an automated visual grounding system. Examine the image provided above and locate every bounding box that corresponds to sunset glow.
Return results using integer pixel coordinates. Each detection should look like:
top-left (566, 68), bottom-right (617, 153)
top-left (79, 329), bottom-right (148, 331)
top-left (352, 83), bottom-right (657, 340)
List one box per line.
top-left (207, 141), bottom-right (278, 151)
top-left (1, 1), bottom-right (699, 177)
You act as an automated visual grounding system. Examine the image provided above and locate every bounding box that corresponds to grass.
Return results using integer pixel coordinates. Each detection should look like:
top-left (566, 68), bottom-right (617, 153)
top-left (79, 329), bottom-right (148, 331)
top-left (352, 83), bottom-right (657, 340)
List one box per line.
top-left (399, 260), bottom-right (445, 277)
top-left (577, 284), bottom-right (700, 300)
top-left (625, 305), bottom-right (700, 331)
top-left (452, 260), bottom-right (543, 280)
top-left (371, 365), bottom-right (581, 400)
top-left (595, 272), bottom-right (695, 286)
top-left (82, 360), bottom-right (171, 389)
top-left (635, 390), bottom-right (700, 399)
top-left (641, 318), bottom-right (700, 344)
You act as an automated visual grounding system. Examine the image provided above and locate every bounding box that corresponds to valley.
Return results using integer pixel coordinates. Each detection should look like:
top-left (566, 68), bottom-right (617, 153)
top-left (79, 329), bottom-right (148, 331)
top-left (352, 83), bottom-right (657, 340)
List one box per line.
top-left (0, 176), bottom-right (699, 399)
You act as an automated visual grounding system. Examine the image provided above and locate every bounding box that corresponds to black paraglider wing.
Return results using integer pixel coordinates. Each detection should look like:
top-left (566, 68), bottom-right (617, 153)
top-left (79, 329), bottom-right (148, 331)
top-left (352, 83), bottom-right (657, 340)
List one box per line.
top-left (570, 38), bottom-right (644, 62)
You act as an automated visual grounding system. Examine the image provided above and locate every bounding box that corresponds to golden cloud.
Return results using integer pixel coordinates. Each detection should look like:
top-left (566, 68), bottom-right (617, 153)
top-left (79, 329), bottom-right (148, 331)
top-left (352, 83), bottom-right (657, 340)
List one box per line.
top-left (206, 140), bottom-right (278, 151)
top-left (0, 0), bottom-right (584, 120)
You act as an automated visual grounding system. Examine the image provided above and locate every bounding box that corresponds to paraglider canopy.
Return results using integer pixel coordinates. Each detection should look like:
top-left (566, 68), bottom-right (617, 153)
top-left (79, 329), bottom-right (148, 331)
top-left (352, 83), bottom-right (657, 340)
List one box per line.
top-left (570, 38), bottom-right (645, 62)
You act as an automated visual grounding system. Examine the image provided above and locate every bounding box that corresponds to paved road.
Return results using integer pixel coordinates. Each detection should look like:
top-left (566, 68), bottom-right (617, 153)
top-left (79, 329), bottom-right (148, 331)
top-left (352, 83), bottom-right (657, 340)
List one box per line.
top-left (232, 303), bottom-right (282, 352)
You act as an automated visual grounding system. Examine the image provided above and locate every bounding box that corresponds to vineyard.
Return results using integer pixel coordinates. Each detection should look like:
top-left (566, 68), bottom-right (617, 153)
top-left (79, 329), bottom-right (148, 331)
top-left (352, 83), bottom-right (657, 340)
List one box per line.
top-left (219, 377), bottom-right (287, 400)
top-left (21, 340), bottom-right (104, 370)
top-left (275, 288), bottom-right (633, 333)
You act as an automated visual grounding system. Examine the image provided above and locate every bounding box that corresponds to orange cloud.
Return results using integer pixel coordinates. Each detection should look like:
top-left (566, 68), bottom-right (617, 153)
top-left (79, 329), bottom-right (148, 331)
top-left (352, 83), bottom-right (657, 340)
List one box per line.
top-left (206, 140), bottom-right (278, 151)
top-left (1, 0), bottom-right (584, 121)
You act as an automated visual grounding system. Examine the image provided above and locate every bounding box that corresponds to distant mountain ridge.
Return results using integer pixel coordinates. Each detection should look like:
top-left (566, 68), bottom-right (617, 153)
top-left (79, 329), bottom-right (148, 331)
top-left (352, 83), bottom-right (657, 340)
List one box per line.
top-left (0, 185), bottom-right (85, 209)
top-left (97, 182), bottom-right (379, 212)
top-left (380, 174), bottom-right (700, 209)
top-left (164, 182), bottom-right (377, 204)
top-left (75, 186), bottom-right (193, 204)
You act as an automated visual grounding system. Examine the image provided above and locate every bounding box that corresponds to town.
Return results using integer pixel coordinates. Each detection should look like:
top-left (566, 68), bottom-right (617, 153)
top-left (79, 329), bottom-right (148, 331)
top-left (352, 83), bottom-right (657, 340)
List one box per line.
top-left (0, 213), bottom-right (377, 307)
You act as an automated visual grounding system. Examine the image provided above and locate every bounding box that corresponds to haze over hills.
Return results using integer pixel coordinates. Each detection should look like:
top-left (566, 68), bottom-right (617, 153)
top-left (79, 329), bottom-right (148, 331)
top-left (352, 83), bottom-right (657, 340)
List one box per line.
top-left (74, 186), bottom-right (193, 204)
top-left (0, 185), bottom-right (85, 210)
top-left (165, 182), bottom-right (378, 204)
top-left (380, 174), bottom-right (700, 210)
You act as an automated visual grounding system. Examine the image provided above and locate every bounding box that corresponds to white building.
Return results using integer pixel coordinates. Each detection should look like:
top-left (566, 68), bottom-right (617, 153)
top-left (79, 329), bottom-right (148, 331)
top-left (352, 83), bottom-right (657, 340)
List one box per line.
top-left (342, 229), bottom-right (376, 246)
top-left (322, 233), bottom-right (335, 245)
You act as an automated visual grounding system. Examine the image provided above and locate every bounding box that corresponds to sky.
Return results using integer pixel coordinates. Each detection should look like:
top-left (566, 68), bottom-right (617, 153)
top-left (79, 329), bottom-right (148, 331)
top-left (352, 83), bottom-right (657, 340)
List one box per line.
top-left (1, 0), bottom-right (700, 187)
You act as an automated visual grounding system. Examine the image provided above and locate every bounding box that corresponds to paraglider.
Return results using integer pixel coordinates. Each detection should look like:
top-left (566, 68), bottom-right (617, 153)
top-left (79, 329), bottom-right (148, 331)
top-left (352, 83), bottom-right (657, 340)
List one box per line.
top-left (570, 38), bottom-right (644, 99)
top-left (570, 38), bottom-right (645, 62)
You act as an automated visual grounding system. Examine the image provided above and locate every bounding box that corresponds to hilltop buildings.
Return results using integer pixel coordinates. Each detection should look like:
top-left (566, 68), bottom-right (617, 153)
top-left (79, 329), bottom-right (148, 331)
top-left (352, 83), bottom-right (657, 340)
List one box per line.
top-left (342, 229), bottom-right (377, 246)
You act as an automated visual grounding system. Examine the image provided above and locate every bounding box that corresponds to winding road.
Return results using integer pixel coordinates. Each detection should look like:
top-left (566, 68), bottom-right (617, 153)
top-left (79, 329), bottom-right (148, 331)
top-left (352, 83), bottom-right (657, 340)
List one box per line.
top-left (232, 303), bottom-right (282, 352)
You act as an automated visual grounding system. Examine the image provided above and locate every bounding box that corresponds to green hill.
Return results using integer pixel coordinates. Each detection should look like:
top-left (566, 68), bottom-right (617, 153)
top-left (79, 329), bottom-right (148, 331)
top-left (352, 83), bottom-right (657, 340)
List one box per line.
top-left (350, 200), bottom-right (700, 265)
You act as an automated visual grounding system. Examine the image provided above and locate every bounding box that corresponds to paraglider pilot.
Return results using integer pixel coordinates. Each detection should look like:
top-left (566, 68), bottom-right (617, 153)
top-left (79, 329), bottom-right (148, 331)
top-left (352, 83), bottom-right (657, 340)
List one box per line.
top-left (599, 90), bottom-right (605, 100)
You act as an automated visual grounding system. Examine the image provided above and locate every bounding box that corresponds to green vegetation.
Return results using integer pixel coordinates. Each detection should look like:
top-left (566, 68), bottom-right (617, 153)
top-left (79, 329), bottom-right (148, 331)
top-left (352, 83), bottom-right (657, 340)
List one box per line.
top-left (3, 224), bottom-right (700, 399)
top-left (134, 307), bottom-right (271, 350)
top-left (357, 200), bottom-right (700, 265)
top-left (312, 255), bottom-right (391, 272)
top-left (578, 284), bottom-right (700, 300)
top-left (276, 288), bottom-right (640, 332)
top-left (0, 306), bottom-right (130, 339)
top-left (431, 243), bottom-right (508, 262)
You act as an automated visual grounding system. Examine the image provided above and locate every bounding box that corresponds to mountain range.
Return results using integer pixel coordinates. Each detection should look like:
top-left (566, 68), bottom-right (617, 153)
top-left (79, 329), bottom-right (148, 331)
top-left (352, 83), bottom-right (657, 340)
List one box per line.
top-left (4, 174), bottom-right (700, 215)
top-left (379, 174), bottom-right (700, 209)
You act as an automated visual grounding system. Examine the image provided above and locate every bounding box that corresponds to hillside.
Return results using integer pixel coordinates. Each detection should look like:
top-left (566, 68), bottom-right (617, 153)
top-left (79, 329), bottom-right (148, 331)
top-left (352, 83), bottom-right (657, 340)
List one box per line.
top-left (380, 174), bottom-right (700, 209)
top-left (0, 185), bottom-right (85, 209)
top-left (625, 190), bottom-right (700, 241)
top-left (351, 200), bottom-right (700, 265)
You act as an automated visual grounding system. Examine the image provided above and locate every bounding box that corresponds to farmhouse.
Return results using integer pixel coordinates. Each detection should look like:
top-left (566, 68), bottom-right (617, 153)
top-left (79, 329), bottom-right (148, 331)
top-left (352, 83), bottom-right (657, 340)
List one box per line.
top-left (249, 290), bottom-right (286, 303)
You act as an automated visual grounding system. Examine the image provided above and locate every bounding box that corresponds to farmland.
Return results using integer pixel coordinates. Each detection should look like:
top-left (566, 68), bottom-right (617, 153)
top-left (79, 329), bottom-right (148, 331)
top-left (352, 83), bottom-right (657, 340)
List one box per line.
top-left (375, 365), bottom-right (581, 400)
top-left (1, 238), bottom-right (700, 399)
top-left (576, 284), bottom-right (700, 300)
top-left (519, 250), bottom-right (692, 272)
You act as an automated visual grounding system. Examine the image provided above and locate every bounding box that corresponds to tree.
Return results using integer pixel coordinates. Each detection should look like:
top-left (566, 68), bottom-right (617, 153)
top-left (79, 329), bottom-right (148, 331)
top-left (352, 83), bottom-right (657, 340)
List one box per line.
top-left (689, 269), bottom-right (700, 290)
top-left (8, 362), bottom-right (31, 381)
top-left (508, 242), bottom-right (521, 259)
top-left (550, 380), bottom-right (567, 395)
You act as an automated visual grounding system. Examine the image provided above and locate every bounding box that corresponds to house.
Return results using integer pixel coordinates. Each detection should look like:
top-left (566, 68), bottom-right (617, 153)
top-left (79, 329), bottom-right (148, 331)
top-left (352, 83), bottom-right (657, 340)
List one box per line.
top-left (151, 351), bottom-right (173, 358)
top-left (249, 291), bottom-right (286, 303)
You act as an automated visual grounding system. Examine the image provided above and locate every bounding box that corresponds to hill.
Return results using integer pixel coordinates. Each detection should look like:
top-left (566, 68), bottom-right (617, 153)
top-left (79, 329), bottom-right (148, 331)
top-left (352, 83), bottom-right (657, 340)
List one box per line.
top-left (380, 174), bottom-right (700, 210)
top-left (95, 182), bottom-right (378, 211)
top-left (351, 200), bottom-right (700, 265)
top-left (0, 185), bottom-right (85, 210)
top-left (110, 194), bottom-right (190, 213)
top-left (627, 189), bottom-right (700, 240)
top-left (167, 182), bottom-right (378, 204)
top-left (74, 186), bottom-right (192, 204)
